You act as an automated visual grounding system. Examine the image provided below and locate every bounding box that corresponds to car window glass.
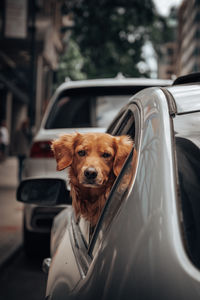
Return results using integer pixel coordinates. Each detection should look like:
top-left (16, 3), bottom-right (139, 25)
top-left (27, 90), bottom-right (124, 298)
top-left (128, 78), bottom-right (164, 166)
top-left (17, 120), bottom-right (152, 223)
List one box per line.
top-left (96, 95), bottom-right (130, 127)
top-left (45, 95), bottom-right (130, 129)
top-left (45, 87), bottom-right (136, 129)
top-left (45, 96), bottom-right (92, 128)
top-left (106, 107), bottom-right (127, 134)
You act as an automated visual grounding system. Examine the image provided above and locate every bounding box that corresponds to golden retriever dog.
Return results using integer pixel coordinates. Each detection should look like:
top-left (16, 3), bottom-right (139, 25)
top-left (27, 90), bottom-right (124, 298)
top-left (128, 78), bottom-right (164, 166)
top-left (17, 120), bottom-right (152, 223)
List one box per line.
top-left (51, 132), bottom-right (133, 226)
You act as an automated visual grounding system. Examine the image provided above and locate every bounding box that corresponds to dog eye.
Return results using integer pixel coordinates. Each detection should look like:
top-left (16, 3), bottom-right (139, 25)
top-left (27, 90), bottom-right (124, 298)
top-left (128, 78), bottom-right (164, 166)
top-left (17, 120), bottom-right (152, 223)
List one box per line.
top-left (102, 152), bottom-right (111, 158)
top-left (78, 150), bottom-right (86, 157)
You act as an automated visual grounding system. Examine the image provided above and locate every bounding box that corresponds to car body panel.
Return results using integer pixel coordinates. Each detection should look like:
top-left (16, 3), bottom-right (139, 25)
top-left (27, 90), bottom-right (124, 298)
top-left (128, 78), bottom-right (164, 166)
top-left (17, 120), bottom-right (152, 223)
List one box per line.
top-left (167, 84), bottom-right (200, 114)
top-left (50, 207), bottom-right (71, 256)
top-left (47, 224), bottom-right (82, 297)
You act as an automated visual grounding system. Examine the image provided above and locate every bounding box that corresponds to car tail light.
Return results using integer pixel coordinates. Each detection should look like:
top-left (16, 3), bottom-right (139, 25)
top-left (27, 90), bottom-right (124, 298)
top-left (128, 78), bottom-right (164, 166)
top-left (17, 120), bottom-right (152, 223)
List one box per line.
top-left (30, 141), bottom-right (54, 158)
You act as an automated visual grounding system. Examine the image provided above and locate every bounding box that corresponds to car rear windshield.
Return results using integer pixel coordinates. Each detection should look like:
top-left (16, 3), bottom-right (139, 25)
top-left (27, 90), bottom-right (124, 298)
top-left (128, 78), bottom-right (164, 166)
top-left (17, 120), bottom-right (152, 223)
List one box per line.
top-left (174, 111), bottom-right (200, 268)
top-left (45, 86), bottom-right (144, 129)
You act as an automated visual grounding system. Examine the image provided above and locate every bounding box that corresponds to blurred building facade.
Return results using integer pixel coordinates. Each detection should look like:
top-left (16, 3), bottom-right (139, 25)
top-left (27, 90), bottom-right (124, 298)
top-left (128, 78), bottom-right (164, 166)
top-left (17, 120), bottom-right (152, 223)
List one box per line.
top-left (0, 0), bottom-right (67, 153)
top-left (157, 0), bottom-right (200, 79)
top-left (157, 7), bottom-right (178, 80)
top-left (177, 0), bottom-right (200, 76)
top-left (157, 42), bottom-right (177, 79)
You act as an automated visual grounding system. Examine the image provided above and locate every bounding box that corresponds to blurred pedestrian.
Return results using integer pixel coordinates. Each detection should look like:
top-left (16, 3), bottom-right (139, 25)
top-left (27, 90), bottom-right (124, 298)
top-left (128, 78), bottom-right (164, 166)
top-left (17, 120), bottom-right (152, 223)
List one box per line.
top-left (0, 120), bottom-right (9, 162)
top-left (13, 119), bottom-right (32, 182)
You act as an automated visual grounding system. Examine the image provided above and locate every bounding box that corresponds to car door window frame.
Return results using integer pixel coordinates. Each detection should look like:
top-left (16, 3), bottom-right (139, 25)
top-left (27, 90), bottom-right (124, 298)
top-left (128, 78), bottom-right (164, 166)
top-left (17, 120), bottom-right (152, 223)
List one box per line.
top-left (69, 103), bottom-right (140, 273)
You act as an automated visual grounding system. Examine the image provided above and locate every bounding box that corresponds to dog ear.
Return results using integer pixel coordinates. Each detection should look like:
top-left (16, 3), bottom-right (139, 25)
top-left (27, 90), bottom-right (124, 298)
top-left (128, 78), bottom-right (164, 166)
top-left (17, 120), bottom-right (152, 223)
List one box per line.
top-left (51, 134), bottom-right (77, 171)
top-left (113, 136), bottom-right (133, 177)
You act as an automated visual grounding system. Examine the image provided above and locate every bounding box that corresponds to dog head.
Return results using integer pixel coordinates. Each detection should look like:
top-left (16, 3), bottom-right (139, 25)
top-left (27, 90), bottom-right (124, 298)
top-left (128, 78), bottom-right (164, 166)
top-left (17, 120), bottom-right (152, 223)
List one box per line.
top-left (51, 132), bottom-right (133, 188)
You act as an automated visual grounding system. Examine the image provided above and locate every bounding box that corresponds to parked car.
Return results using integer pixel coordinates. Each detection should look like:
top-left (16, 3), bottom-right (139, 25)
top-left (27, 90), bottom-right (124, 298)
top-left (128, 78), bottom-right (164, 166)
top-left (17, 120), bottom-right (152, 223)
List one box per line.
top-left (17, 73), bottom-right (200, 299)
top-left (22, 77), bottom-right (171, 256)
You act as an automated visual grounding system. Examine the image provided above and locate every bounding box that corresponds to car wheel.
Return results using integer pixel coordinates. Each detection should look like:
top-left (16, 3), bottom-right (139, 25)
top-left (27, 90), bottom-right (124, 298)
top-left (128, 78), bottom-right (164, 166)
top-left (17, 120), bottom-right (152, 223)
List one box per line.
top-left (23, 219), bottom-right (50, 257)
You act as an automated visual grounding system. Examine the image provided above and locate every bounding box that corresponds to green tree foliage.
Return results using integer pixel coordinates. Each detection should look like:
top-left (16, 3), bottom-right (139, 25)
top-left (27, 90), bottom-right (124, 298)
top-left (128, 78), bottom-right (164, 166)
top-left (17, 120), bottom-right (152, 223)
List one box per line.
top-left (56, 39), bottom-right (87, 85)
top-left (151, 8), bottom-right (177, 56)
top-left (59, 0), bottom-right (174, 79)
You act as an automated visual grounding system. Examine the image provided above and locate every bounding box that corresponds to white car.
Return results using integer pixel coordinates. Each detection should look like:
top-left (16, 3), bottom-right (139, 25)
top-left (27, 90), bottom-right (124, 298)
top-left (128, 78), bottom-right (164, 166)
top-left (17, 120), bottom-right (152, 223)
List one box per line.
top-left (22, 77), bottom-right (172, 256)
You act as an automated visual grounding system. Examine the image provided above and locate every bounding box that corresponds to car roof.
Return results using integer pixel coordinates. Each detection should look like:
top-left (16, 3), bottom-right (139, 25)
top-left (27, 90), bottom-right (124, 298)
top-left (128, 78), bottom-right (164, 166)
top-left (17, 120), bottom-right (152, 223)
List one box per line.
top-left (56, 77), bottom-right (172, 93)
top-left (166, 83), bottom-right (200, 114)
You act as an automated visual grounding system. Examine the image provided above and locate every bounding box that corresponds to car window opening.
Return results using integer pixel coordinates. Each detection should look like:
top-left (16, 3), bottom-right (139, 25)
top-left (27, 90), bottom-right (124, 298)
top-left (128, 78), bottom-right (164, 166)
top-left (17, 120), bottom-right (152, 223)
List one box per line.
top-left (78, 109), bottom-right (138, 248)
top-left (176, 137), bottom-right (200, 268)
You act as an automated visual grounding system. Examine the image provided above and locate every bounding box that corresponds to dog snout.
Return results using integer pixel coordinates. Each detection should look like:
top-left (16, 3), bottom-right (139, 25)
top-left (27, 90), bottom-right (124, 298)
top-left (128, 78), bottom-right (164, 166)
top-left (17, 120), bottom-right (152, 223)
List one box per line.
top-left (84, 167), bottom-right (98, 180)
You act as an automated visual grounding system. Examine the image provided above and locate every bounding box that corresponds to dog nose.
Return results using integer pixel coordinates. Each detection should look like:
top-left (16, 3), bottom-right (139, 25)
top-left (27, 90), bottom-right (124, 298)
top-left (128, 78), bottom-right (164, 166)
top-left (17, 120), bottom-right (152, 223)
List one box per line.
top-left (84, 167), bottom-right (98, 180)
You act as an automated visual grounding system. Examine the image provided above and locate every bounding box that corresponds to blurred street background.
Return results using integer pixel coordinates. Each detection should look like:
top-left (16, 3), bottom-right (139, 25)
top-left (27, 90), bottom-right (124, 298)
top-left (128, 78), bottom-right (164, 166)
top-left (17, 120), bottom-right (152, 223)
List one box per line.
top-left (0, 0), bottom-right (195, 149)
top-left (0, 157), bottom-right (20, 268)
top-left (0, 157), bottom-right (47, 299)
top-left (0, 0), bottom-right (199, 299)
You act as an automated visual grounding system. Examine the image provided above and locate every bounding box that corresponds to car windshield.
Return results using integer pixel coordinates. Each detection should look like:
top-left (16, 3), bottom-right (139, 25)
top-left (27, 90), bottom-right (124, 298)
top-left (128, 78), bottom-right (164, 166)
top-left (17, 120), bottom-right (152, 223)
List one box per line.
top-left (174, 111), bottom-right (200, 268)
top-left (45, 86), bottom-right (143, 129)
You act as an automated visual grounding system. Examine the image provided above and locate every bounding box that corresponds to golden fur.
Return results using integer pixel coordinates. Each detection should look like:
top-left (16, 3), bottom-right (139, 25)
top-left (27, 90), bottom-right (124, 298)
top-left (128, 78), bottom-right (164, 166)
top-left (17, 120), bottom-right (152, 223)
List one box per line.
top-left (51, 132), bottom-right (133, 226)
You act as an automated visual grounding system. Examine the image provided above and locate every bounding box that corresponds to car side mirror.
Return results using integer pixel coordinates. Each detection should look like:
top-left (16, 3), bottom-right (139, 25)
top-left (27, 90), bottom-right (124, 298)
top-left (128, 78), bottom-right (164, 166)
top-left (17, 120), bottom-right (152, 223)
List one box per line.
top-left (16, 178), bottom-right (72, 206)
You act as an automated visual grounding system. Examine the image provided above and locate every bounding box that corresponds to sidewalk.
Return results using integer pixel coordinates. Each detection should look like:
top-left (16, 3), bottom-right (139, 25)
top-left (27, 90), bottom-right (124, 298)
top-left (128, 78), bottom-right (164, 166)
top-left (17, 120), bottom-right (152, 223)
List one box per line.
top-left (0, 157), bottom-right (23, 268)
